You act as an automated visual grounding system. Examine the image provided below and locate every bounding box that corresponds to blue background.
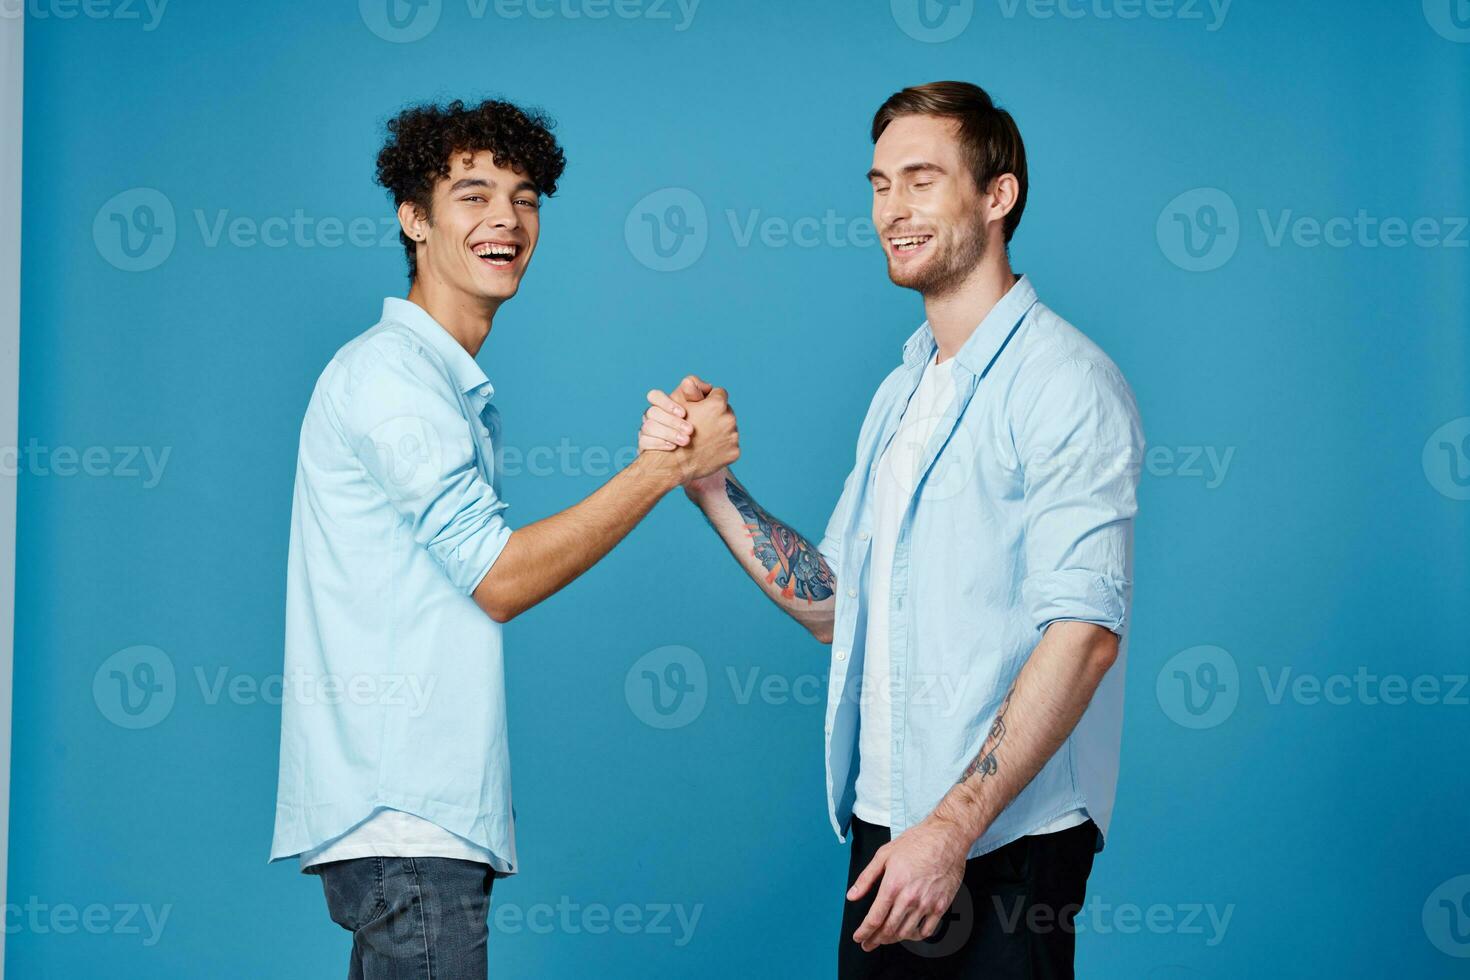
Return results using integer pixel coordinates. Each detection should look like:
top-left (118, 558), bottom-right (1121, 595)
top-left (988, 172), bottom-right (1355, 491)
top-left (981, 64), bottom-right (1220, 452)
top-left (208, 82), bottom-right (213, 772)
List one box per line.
top-left (10, 0), bottom-right (1470, 976)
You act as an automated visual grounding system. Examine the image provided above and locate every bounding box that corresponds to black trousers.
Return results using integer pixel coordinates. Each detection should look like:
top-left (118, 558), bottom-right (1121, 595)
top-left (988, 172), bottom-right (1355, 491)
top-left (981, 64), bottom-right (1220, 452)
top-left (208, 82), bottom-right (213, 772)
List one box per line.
top-left (838, 817), bottom-right (1098, 980)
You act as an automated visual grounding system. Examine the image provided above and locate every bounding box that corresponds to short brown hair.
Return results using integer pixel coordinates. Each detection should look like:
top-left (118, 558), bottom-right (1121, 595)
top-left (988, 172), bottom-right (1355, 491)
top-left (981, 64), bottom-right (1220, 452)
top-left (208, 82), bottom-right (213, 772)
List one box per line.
top-left (871, 81), bottom-right (1028, 244)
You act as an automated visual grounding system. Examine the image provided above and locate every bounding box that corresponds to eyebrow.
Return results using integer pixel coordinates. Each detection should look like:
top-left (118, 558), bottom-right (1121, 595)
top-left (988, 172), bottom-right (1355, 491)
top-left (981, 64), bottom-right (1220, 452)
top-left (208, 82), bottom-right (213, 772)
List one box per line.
top-left (447, 176), bottom-right (540, 195)
top-left (866, 162), bottom-right (948, 182)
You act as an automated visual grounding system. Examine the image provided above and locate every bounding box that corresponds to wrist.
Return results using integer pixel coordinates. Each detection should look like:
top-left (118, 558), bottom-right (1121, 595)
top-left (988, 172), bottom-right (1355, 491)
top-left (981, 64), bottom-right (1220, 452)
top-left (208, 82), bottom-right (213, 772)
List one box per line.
top-left (927, 800), bottom-right (982, 858)
top-left (683, 467), bottom-right (729, 502)
top-left (633, 450), bottom-right (685, 495)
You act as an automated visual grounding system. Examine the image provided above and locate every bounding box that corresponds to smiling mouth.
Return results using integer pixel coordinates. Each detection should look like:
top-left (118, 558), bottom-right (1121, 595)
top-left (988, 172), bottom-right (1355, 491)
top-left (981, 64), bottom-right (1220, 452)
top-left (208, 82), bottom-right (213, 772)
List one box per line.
top-left (888, 234), bottom-right (933, 255)
top-left (471, 241), bottom-right (521, 267)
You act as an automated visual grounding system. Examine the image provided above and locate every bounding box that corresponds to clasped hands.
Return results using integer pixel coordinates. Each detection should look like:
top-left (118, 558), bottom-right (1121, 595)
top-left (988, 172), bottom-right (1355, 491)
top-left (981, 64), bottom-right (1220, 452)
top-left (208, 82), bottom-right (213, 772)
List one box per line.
top-left (637, 374), bottom-right (739, 493)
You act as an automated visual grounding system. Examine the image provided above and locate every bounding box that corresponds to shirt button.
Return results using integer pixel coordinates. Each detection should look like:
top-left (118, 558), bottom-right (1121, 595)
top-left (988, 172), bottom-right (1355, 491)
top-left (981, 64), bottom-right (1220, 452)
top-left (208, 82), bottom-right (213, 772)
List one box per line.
top-left (847, 587), bottom-right (857, 598)
top-left (859, 531), bottom-right (870, 541)
top-left (834, 650), bottom-right (847, 662)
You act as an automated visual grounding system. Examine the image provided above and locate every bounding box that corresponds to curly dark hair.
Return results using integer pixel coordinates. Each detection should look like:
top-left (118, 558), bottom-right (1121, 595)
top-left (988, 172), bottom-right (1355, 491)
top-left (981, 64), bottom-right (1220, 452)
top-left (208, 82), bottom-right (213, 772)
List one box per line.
top-left (375, 98), bottom-right (567, 282)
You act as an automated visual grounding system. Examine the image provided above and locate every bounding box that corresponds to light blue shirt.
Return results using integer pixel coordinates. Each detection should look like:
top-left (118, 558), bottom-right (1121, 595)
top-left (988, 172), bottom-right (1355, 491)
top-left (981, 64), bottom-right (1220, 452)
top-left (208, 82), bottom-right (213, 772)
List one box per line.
top-left (818, 275), bottom-right (1144, 858)
top-left (271, 298), bottom-right (518, 873)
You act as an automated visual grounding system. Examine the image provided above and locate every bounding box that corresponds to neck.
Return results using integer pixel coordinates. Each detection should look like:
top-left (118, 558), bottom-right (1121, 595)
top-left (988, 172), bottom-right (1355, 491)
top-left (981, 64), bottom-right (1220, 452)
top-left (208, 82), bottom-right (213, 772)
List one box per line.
top-left (923, 245), bottom-right (1016, 362)
top-left (406, 277), bottom-right (499, 357)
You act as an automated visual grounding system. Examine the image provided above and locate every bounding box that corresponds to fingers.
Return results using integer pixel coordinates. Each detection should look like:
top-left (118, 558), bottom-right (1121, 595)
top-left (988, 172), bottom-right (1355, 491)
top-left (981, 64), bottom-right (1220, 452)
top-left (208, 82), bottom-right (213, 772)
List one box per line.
top-left (872, 894), bottom-right (920, 948)
top-left (894, 907), bottom-right (926, 943)
top-left (646, 388), bottom-right (686, 419)
top-left (847, 846), bottom-right (888, 902)
top-left (679, 375), bottom-right (713, 400)
top-left (638, 431), bottom-right (677, 452)
top-left (917, 912), bottom-right (943, 941)
top-left (642, 405), bottom-right (693, 446)
top-left (853, 878), bottom-right (898, 952)
top-left (640, 391), bottom-right (694, 453)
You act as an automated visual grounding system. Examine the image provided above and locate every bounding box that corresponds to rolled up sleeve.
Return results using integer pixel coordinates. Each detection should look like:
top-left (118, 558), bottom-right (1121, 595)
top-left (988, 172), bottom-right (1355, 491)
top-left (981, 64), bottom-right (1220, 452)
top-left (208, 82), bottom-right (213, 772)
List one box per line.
top-left (818, 464), bottom-right (861, 570)
top-left (1015, 358), bottom-right (1144, 635)
top-left (336, 339), bottom-right (513, 594)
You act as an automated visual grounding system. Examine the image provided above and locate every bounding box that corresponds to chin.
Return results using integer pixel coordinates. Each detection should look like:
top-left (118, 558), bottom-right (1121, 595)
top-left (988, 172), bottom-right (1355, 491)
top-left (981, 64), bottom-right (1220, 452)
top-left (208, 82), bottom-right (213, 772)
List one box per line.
top-left (886, 258), bottom-right (931, 291)
top-left (474, 276), bottom-right (522, 303)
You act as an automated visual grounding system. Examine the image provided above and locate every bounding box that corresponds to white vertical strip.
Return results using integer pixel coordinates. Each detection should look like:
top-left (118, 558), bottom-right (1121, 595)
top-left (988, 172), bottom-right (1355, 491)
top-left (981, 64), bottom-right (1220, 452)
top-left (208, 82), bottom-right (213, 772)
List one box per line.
top-left (0, 7), bottom-right (22, 979)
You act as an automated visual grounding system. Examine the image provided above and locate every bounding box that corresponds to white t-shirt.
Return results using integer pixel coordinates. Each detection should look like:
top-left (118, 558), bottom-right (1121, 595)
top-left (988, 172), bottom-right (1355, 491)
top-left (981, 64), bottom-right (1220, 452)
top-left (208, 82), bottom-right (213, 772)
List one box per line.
top-left (854, 353), bottom-right (954, 825)
top-left (300, 808), bottom-right (494, 870)
top-left (851, 351), bottom-right (1087, 836)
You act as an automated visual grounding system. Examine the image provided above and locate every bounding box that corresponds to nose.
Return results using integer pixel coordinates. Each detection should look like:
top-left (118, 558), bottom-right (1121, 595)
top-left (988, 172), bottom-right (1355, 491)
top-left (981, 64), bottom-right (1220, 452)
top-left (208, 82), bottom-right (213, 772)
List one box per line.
top-left (877, 187), bottom-right (910, 236)
top-left (484, 194), bottom-right (520, 234)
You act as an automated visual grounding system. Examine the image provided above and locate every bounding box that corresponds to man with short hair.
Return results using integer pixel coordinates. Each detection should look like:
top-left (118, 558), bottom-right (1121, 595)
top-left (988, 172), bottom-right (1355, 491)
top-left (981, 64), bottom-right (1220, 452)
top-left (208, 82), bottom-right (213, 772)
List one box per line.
top-left (640, 81), bottom-right (1144, 978)
top-left (270, 98), bottom-right (739, 979)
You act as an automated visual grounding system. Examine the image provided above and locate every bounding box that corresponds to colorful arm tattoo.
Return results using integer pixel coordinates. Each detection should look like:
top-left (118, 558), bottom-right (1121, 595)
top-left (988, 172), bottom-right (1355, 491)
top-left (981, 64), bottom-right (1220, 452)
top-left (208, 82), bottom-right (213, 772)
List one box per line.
top-left (724, 478), bottom-right (836, 603)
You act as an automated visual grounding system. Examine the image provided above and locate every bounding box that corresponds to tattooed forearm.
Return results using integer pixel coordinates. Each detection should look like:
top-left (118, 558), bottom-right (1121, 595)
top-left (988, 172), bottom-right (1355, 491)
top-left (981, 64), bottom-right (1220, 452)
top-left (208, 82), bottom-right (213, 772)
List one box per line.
top-left (960, 687), bottom-right (1014, 784)
top-left (724, 477), bottom-right (836, 602)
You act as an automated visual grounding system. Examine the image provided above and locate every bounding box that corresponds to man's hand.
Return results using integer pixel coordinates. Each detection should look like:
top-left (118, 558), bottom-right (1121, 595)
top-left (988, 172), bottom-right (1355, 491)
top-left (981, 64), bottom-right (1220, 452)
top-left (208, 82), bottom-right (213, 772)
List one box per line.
top-left (638, 375), bottom-right (731, 494)
top-left (847, 816), bottom-right (971, 952)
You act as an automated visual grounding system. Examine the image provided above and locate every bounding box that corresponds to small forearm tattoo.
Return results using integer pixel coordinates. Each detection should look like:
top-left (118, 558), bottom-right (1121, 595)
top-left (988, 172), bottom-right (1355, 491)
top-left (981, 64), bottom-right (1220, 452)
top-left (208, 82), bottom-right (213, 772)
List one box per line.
top-left (724, 478), bottom-right (835, 603)
top-left (960, 687), bottom-right (1014, 784)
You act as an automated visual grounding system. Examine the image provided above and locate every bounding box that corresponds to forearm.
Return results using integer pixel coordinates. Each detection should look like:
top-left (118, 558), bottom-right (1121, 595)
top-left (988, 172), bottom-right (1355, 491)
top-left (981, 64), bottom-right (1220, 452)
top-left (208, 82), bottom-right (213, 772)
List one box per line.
top-left (687, 469), bottom-right (836, 642)
top-left (473, 452), bottom-right (680, 622)
top-left (929, 621), bottom-right (1120, 844)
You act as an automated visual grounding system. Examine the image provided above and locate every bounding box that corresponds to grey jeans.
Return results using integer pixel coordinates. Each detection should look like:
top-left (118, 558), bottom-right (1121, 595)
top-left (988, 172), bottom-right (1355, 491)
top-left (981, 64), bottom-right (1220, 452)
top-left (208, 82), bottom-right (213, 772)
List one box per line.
top-left (311, 857), bottom-right (495, 979)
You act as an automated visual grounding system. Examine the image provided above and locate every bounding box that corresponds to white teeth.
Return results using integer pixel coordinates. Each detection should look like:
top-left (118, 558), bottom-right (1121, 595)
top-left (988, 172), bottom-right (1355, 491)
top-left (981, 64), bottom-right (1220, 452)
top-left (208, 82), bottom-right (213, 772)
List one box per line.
top-left (473, 243), bottom-right (517, 259)
top-left (889, 235), bottom-right (932, 250)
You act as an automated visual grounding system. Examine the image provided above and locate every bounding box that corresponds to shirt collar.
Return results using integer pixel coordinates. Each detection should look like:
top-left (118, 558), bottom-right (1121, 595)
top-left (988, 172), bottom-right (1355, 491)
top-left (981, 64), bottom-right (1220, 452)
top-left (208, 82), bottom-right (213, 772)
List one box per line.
top-left (381, 297), bottom-right (493, 398)
top-left (901, 274), bottom-right (1039, 377)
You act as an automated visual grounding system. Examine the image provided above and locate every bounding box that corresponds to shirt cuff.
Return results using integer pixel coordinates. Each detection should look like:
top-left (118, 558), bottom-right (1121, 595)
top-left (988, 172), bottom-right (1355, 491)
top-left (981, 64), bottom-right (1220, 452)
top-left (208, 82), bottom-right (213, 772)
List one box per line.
top-left (446, 518), bottom-right (514, 595)
top-left (818, 533), bottom-right (841, 569)
top-left (1023, 569), bottom-right (1129, 635)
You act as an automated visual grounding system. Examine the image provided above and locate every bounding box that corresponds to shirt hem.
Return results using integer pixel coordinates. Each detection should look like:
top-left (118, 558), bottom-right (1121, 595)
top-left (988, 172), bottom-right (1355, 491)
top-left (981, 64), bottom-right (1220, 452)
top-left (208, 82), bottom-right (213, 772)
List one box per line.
top-left (270, 797), bottom-right (517, 876)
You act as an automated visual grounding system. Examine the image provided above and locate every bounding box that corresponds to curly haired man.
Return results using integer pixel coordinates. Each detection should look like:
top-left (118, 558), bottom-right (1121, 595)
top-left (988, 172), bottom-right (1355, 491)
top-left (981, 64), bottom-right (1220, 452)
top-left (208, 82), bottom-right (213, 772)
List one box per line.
top-left (269, 98), bottom-right (739, 979)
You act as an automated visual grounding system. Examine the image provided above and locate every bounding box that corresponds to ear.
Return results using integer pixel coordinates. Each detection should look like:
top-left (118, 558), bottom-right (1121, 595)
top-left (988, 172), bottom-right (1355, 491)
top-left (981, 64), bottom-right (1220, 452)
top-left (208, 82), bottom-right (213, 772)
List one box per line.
top-left (986, 173), bottom-right (1020, 227)
top-left (397, 200), bottom-right (429, 246)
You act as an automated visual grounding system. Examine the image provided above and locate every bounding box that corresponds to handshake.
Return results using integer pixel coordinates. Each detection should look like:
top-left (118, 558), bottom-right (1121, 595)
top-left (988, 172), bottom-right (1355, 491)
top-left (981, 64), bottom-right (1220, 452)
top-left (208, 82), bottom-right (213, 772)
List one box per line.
top-left (636, 374), bottom-right (740, 493)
